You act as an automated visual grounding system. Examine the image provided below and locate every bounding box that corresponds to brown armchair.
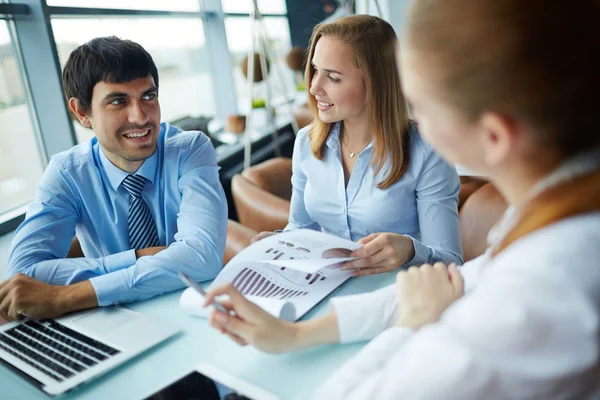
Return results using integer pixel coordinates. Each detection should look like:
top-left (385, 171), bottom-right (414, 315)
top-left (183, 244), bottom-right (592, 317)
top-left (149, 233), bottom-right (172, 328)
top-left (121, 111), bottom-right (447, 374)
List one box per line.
top-left (231, 157), bottom-right (293, 233)
top-left (224, 220), bottom-right (257, 265)
top-left (459, 183), bottom-right (508, 262)
top-left (458, 176), bottom-right (488, 211)
top-left (292, 103), bottom-right (313, 130)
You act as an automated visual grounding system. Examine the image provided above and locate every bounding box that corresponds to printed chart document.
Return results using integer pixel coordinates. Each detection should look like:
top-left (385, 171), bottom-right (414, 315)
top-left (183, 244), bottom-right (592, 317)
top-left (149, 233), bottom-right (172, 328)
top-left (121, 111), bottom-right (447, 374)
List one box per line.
top-left (180, 229), bottom-right (361, 321)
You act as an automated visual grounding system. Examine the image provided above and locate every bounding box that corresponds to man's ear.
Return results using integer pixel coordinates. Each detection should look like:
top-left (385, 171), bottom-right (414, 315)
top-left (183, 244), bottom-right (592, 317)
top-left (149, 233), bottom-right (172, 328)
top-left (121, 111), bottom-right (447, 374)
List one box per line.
top-left (68, 98), bottom-right (92, 128)
top-left (478, 112), bottom-right (518, 168)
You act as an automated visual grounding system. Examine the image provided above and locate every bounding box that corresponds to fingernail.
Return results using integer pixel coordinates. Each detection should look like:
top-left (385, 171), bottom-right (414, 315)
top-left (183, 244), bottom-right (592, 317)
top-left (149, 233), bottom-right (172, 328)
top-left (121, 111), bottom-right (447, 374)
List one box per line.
top-left (449, 263), bottom-right (457, 270)
top-left (216, 312), bottom-right (229, 324)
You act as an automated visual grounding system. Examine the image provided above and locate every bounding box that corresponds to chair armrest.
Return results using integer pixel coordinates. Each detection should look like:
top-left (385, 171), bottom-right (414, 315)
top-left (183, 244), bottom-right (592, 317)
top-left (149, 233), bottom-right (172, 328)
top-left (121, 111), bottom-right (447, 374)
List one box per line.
top-left (232, 174), bottom-right (290, 233)
top-left (224, 220), bottom-right (258, 265)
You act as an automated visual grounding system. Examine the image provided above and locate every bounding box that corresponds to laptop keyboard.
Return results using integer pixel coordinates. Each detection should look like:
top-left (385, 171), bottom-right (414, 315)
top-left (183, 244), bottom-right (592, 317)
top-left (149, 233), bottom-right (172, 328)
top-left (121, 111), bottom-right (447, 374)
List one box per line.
top-left (0, 320), bottom-right (120, 383)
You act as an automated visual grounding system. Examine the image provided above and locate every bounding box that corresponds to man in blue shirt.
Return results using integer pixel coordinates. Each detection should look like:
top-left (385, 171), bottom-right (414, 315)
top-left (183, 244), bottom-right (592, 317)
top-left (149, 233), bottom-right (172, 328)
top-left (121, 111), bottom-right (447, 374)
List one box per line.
top-left (0, 36), bottom-right (227, 321)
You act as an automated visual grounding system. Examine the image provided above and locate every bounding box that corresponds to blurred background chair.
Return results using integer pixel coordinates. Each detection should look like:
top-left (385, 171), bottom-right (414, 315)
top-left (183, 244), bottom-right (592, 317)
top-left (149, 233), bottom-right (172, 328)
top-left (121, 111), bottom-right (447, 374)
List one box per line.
top-left (292, 103), bottom-right (313, 129)
top-left (459, 182), bottom-right (508, 262)
top-left (231, 157), bottom-right (292, 233)
top-left (224, 220), bottom-right (257, 265)
top-left (458, 176), bottom-right (488, 211)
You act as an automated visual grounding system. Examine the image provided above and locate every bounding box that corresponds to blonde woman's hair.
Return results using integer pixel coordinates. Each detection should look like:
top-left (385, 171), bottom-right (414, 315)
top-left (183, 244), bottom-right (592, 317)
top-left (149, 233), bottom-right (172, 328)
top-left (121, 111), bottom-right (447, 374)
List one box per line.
top-left (305, 15), bottom-right (411, 189)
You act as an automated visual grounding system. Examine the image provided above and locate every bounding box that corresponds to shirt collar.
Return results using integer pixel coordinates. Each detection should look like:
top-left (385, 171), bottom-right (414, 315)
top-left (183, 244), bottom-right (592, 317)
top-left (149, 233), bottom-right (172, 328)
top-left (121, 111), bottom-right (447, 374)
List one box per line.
top-left (326, 122), bottom-right (374, 153)
top-left (99, 147), bottom-right (158, 191)
top-left (326, 122), bottom-right (342, 150)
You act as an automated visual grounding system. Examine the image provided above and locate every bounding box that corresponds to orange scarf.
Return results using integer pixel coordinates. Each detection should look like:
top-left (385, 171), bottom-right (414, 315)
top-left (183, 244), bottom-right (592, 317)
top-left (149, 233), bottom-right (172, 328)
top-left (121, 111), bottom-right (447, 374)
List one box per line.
top-left (493, 168), bottom-right (600, 257)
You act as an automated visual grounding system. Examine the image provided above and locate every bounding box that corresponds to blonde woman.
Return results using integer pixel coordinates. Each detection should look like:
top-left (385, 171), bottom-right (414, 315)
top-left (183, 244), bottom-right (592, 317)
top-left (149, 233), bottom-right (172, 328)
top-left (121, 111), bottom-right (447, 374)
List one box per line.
top-left (208, 1), bottom-right (600, 398)
top-left (254, 15), bottom-right (463, 276)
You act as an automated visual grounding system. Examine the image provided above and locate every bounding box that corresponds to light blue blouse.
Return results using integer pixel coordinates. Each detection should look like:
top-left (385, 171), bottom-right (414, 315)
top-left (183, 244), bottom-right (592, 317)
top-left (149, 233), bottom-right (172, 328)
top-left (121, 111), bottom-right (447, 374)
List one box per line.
top-left (285, 122), bottom-right (463, 267)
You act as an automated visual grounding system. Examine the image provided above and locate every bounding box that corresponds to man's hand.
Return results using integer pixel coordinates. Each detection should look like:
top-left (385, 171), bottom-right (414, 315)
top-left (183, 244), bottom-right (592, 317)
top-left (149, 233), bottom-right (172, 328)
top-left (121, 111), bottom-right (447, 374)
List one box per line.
top-left (135, 246), bottom-right (167, 259)
top-left (395, 262), bottom-right (464, 330)
top-left (342, 233), bottom-right (416, 277)
top-left (0, 274), bottom-right (98, 321)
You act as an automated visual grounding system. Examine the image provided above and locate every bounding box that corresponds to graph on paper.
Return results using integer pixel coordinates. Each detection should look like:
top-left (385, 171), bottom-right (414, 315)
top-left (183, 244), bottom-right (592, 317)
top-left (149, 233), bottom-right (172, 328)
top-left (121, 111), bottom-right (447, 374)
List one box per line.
top-left (207, 229), bottom-right (363, 320)
top-left (232, 267), bottom-right (328, 300)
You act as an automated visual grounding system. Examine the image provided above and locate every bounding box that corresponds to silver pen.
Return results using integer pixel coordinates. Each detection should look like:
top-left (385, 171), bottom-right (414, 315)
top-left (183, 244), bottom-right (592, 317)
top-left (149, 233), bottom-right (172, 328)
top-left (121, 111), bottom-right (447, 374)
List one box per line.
top-left (178, 272), bottom-right (233, 315)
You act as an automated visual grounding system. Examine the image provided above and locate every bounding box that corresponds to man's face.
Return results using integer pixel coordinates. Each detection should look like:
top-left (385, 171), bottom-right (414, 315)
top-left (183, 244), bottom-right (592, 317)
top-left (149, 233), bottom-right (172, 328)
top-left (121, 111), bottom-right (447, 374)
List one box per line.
top-left (72, 75), bottom-right (161, 172)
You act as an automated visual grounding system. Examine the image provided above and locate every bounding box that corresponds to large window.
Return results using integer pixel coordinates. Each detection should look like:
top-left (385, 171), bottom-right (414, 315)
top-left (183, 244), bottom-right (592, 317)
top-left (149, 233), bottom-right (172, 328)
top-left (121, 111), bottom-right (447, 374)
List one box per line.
top-left (221, 0), bottom-right (287, 14)
top-left (51, 17), bottom-right (215, 143)
top-left (46, 0), bottom-right (201, 12)
top-left (0, 22), bottom-right (44, 219)
top-left (0, 0), bottom-right (294, 232)
top-left (225, 15), bottom-right (295, 113)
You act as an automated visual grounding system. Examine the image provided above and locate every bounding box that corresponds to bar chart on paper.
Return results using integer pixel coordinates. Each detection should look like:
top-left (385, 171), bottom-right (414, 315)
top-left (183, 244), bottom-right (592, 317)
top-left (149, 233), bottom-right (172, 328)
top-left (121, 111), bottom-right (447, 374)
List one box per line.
top-left (231, 267), bottom-right (326, 300)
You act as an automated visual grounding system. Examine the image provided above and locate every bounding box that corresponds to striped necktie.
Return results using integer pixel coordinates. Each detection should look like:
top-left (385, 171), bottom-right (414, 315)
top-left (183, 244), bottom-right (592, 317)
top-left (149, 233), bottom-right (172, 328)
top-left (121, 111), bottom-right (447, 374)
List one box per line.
top-left (122, 174), bottom-right (159, 250)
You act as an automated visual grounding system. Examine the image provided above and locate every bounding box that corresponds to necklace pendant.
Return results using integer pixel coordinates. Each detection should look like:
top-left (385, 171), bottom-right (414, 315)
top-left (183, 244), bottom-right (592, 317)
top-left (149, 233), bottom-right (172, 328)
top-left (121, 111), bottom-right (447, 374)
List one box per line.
top-left (349, 152), bottom-right (355, 158)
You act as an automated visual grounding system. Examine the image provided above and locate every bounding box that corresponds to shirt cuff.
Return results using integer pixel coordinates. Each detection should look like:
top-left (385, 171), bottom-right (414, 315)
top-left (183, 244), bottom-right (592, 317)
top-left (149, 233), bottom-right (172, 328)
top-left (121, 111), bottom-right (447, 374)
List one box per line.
top-left (89, 269), bottom-right (131, 307)
top-left (102, 250), bottom-right (136, 273)
top-left (330, 285), bottom-right (398, 344)
top-left (402, 235), bottom-right (432, 267)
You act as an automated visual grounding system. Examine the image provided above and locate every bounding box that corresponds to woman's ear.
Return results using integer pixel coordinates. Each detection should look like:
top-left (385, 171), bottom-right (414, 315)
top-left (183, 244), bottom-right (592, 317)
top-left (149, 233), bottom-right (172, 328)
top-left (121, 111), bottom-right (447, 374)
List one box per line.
top-left (68, 98), bottom-right (92, 128)
top-left (478, 112), bottom-right (519, 168)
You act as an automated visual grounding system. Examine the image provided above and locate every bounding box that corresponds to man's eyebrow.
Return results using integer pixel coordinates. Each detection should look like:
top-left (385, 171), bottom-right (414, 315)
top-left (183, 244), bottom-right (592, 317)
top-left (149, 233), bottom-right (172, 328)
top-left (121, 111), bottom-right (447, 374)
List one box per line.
top-left (102, 91), bottom-right (128, 101)
top-left (311, 61), bottom-right (342, 75)
top-left (102, 86), bottom-right (157, 102)
top-left (142, 87), bottom-right (158, 96)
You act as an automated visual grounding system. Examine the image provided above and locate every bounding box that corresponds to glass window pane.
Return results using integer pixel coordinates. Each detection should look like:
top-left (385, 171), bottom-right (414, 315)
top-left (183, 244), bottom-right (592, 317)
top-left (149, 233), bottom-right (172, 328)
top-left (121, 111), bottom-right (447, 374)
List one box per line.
top-left (225, 17), bottom-right (295, 113)
top-left (0, 22), bottom-right (45, 218)
top-left (51, 18), bottom-right (215, 143)
top-left (222, 0), bottom-right (287, 15)
top-left (46, 0), bottom-right (200, 12)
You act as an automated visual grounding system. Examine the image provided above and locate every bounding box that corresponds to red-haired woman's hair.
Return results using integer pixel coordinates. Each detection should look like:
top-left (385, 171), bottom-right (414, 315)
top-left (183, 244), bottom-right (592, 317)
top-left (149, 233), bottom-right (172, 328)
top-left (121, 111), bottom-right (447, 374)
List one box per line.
top-left (406, 0), bottom-right (600, 157)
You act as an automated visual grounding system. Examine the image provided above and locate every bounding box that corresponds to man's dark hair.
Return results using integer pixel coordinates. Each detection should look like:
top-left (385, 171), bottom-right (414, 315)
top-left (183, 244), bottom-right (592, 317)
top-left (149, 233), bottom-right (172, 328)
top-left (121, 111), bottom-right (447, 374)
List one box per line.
top-left (62, 36), bottom-right (159, 114)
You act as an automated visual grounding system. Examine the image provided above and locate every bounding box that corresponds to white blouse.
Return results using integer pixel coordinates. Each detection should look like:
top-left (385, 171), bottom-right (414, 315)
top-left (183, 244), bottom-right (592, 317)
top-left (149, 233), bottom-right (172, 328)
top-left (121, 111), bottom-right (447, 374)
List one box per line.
top-left (317, 210), bottom-right (600, 399)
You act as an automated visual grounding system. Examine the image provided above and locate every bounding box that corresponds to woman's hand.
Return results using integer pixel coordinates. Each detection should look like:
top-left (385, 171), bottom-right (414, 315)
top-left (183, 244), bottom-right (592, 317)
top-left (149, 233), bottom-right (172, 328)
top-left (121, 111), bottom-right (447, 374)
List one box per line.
top-left (205, 284), bottom-right (299, 353)
top-left (250, 231), bottom-right (276, 244)
top-left (395, 262), bottom-right (464, 330)
top-left (341, 233), bottom-right (416, 277)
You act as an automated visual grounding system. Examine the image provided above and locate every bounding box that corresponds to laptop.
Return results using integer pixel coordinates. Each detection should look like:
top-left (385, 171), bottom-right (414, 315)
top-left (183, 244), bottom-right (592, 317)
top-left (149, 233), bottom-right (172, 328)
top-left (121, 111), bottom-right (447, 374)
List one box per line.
top-left (0, 306), bottom-right (179, 396)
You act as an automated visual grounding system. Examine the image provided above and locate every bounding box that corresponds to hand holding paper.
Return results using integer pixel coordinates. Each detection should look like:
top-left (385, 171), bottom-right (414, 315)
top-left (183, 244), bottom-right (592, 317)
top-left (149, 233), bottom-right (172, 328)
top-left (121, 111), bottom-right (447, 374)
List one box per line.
top-left (180, 229), bottom-right (362, 321)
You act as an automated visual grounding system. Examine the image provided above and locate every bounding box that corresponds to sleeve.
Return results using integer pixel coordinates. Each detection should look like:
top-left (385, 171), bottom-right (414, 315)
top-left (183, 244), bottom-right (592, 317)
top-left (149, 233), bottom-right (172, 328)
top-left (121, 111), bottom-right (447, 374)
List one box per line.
top-left (315, 267), bottom-right (599, 400)
top-left (8, 159), bottom-right (137, 284)
top-left (405, 142), bottom-right (463, 266)
top-left (329, 284), bottom-right (398, 344)
top-left (330, 260), bottom-right (481, 344)
top-left (285, 127), bottom-right (320, 231)
top-left (89, 136), bottom-right (228, 306)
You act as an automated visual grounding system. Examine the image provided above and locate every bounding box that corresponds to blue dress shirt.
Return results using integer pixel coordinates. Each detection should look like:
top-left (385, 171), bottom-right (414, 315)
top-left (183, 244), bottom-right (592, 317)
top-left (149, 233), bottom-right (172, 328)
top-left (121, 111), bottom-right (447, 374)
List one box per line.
top-left (285, 123), bottom-right (463, 267)
top-left (8, 122), bottom-right (228, 306)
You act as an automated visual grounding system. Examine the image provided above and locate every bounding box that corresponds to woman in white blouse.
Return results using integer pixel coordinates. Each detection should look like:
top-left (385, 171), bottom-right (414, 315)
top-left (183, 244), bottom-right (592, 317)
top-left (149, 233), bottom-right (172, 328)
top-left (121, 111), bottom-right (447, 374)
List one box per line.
top-left (253, 15), bottom-right (463, 276)
top-left (206, 1), bottom-right (600, 398)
